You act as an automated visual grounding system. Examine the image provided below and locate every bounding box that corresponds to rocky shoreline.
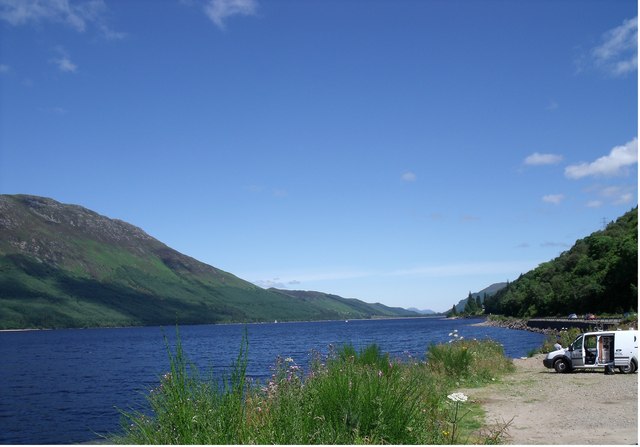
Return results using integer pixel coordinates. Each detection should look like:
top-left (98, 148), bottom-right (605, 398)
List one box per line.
top-left (473, 317), bottom-right (554, 335)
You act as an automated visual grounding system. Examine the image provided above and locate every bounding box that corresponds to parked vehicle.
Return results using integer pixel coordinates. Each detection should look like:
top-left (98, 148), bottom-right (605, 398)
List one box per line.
top-left (543, 329), bottom-right (638, 374)
top-left (584, 313), bottom-right (596, 320)
top-left (568, 313), bottom-right (578, 319)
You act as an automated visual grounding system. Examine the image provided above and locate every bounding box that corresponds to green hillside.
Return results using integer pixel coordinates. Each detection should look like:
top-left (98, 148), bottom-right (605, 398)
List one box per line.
top-left (270, 289), bottom-right (418, 319)
top-left (484, 207), bottom-right (638, 318)
top-left (451, 282), bottom-right (507, 314)
top-left (0, 195), bottom-right (417, 329)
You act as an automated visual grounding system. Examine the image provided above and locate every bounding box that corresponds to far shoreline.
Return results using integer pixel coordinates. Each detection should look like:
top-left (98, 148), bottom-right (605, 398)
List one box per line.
top-left (0, 314), bottom-right (451, 333)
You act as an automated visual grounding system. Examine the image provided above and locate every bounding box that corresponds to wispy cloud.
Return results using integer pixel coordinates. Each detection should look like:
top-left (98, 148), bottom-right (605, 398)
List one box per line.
top-left (0, 64), bottom-right (9, 73)
top-left (53, 56), bottom-right (77, 73)
top-left (583, 183), bottom-right (636, 207)
top-left (540, 241), bottom-right (570, 248)
top-left (565, 138), bottom-right (638, 179)
top-left (0, 0), bottom-right (124, 39)
top-left (389, 261), bottom-right (538, 278)
top-left (542, 194), bottom-right (565, 205)
top-left (460, 215), bottom-right (480, 222)
top-left (592, 16), bottom-right (638, 76)
top-left (252, 260), bottom-right (542, 290)
top-left (586, 200), bottom-right (603, 208)
top-left (38, 106), bottom-right (67, 115)
top-left (401, 171), bottom-right (417, 182)
top-left (253, 278), bottom-right (303, 289)
top-left (204, 0), bottom-right (258, 30)
top-left (524, 152), bottom-right (563, 166)
top-left (51, 47), bottom-right (77, 73)
top-left (546, 100), bottom-right (559, 111)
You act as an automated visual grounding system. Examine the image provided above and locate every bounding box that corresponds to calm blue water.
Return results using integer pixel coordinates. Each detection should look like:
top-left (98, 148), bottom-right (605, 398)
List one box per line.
top-left (0, 317), bottom-right (544, 444)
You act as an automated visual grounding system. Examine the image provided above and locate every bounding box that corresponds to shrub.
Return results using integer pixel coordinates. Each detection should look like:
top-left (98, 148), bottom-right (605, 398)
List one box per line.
top-left (426, 337), bottom-right (514, 387)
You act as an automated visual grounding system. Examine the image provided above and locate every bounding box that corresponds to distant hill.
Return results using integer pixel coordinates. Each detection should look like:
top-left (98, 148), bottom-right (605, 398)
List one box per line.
top-left (271, 289), bottom-right (419, 318)
top-left (407, 307), bottom-right (437, 315)
top-left (484, 207), bottom-right (638, 317)
top-left (452, 282), bottom-right (507, 313)
top-left (0, 195), bottom-right (418, 329)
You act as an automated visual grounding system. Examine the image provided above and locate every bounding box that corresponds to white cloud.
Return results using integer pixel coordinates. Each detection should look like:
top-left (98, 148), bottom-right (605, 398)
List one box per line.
top-left (51, 47), bottom-right (77, 73)
top-left (254, 278), bottom-right (288, 289)
top-left (586, 200), bottom-right (603, 208)
top-left (0, 0), bottom-right (124, 39)
top-left (542, 194), bottom-right (565, 205)
top-left (53, 56), bottom-right (77, 73)
top-left (204, 0), bottom-right (257, 29)
top-left (592, 16), bottom-right (638, 76)
top-left (565, 138), bottom-right (638, 179)
top-left (401, 171), bottom-right (417, 182)
top-left (524, 152), bottom-right (563, 166)
top-left (613, 193), bottom-right (634, 205)
top-left (583, 183), bottom-right (637, 207)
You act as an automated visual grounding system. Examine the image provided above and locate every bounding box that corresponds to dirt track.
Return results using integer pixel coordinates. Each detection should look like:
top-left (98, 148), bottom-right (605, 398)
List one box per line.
top-left (462, 354), bottom-right (638, 445)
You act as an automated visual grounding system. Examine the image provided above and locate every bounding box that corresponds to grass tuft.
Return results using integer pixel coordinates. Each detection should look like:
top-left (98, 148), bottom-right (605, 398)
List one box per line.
top-left (114, 330), bottom-right (516, 444)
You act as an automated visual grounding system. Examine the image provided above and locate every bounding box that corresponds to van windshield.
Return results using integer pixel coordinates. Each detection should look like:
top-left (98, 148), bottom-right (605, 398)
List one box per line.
top-left (571, 335), bottom-right (583, 351)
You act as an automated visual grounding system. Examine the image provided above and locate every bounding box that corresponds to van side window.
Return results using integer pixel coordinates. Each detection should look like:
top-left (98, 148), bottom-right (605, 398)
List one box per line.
top-left (571, 335), bottom-right (583, 351)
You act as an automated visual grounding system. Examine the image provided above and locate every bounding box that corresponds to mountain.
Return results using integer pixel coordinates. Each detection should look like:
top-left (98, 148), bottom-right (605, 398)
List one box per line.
top-left (407, 307), bottom-right (437, 315)
top-left (484, 207), bottom-right (638, 317)
top-left (270, 289), bottom-right (419, 318)
top-left (452, 282), bottom-right (508, 313)
top-left (0, 195), bottom-right (418, 329)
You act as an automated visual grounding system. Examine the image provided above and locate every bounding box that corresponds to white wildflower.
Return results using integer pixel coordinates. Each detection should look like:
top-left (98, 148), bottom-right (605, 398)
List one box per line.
top-left (447, 392), bottom-right (468, 403)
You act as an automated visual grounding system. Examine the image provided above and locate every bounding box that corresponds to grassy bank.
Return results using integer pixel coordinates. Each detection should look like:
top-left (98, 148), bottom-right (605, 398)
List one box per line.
top-left (112, 330), bottom-right (515, 444)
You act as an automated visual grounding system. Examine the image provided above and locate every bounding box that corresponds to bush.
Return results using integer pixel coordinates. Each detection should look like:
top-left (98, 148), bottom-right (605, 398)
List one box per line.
top-left (426, 336), bottom-right (514, 387)
top-left (538, 328), bottom-right (581, 354)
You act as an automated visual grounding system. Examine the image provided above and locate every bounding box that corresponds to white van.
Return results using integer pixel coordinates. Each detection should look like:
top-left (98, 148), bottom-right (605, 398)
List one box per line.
top-left (543, 329), bottom-right (638, 374)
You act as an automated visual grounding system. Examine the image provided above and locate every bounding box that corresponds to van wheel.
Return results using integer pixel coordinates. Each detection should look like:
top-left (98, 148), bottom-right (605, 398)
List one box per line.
top-left (619, 361), bottom-right (637, 374)
top-left (554, 358), bottom-right (571, 373)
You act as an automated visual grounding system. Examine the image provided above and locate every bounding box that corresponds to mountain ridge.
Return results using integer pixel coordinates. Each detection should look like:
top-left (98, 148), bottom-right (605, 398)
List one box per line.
top-left (0, 194), bottom-right (418, 329)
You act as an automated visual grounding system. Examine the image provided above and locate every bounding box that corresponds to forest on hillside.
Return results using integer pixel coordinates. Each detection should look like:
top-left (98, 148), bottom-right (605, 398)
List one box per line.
top-left (483, 207), bottom-right (638, 318)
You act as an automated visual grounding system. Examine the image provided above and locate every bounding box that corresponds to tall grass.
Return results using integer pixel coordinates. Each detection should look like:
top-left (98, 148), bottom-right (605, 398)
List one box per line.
top-left (113, 331), bottom-right (515, 444)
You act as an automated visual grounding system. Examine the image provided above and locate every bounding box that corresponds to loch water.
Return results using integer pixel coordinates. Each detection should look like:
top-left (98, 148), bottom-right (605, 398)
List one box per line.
top-left (0, 317), bottom-right (545, 444)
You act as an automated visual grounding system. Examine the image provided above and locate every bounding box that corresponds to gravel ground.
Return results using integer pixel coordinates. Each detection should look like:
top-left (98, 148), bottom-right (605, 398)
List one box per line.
top-left (461, 354), bottom-right (638, 445)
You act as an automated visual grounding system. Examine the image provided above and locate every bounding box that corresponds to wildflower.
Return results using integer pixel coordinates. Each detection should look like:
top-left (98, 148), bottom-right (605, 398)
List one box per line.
top-left (447, 392), bottom-right (468, 402)
top-left (378, 370), bottom-right (383, 377)
top-left (285, 357), bottom-right (294, 363)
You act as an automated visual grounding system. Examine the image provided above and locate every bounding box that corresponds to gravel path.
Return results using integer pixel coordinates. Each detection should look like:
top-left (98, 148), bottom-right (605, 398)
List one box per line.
top-left (462, 354), bottom-right (638, 445)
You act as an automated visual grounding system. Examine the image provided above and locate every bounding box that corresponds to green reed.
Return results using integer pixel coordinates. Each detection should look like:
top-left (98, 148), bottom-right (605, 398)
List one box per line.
top-left (114, 330), bottom-right (515, 444)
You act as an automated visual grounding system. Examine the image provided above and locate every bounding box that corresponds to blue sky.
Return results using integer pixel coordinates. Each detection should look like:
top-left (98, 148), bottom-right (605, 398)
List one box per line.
top-left (0, 0), bottom-right (637, 312)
